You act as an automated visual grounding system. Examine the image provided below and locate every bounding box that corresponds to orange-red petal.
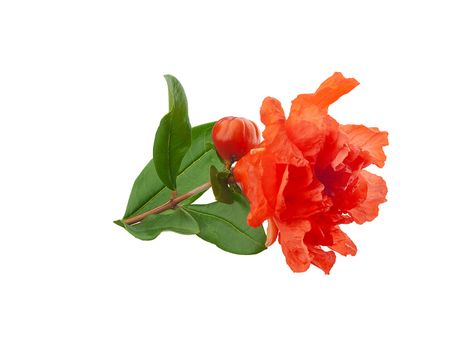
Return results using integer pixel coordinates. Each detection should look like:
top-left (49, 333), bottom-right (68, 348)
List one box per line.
top-left (277, 219), bottom-right (311, 272)
top-left (308, 247), bottom-right (336, 274)
top-left (233, 149), bottom-right (272, 227)
top-left (260, 97), bottom-right (285, 140)
top-left (266, 218), bottom-right (279, 247)
top-left (312, 72), bottom-right (359, 110)
top-left (289, 72), bottom-right (359, 114)
top-left (328, 226), bottom-right (357, 256)
top-left (286, 73), bottom-right (358, 157)
top-left (341, 124), bottom-right (389, 168)
top-left (260, 97), bottom-right (308, 167)
top-left (286, 102), bottom-right (328, 155)
top-left (349, 170), bottom-right (388, 224)
top-left (275, 165), bottom-right (326, 221)
top-left (303, 221), bottom-right (338, 274)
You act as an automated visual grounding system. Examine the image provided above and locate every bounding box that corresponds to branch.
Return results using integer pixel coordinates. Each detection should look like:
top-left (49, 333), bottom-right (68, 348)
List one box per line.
top-left (122, 181), bottom-right (211, 225)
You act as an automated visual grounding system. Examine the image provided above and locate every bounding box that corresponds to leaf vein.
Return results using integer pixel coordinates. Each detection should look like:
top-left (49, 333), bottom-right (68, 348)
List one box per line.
top-left (185, 207), bottom-right (264, 247)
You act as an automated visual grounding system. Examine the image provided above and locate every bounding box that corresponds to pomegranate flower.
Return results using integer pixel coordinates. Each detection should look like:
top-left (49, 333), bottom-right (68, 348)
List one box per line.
top-left (233, 72), bottom-right (388, 273)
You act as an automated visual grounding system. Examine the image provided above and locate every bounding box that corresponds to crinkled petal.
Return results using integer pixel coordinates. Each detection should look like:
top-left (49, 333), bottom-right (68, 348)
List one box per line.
top-left (275, 166), bottom-right (289, 218)
top-left (260, 97), bottom-right (285, 139)
top-left (289, 72), bottom-right (358, 115)
top-left (331, 173), bottom-right (368, 210)
top-left (268, 134), bottom-right (308, 167)
top-left (328, 226), bottom-right (357, 256)
top-left (266, 218), bottom-right (279, 247)
top-left (313, 72), bottom-right (360, 110)
top-left (341, 124), bottom-right (389, 168)
top-left (304, 219), bottom-right (334, 247)
top-left (308, 247), bottom-right (336, 274)
top-left (286, 72), bottom-right (357, 156)
top-left (260, 151), bottom-right (283, 215)
top-left (277, 219), bottom-right (311, 272)
top-left (349, 170), bottom-right (388, 224)
top-left (260, 97), bottom-right (308, 167)
top-left (286, 103), bottom-right (328, 155)
top-left (303, 220), bottom-right (337, 273)
top-left (233, 149), bottom-right (272, 227)
top-left (276, 165), bottom-right (326, 221)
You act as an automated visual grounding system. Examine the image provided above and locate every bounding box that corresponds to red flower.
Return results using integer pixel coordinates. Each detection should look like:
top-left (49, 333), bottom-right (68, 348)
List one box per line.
top-left (233, 73), bottom-right (388, 273)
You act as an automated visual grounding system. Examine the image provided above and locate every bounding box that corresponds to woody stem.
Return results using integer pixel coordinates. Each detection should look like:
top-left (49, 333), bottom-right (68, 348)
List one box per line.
top-left (122, 182), bottom-right (211, 225)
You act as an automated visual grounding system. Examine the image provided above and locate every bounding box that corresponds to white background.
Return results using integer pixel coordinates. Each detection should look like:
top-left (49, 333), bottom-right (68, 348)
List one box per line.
top-left (1, 1), bottom-right (470, 349)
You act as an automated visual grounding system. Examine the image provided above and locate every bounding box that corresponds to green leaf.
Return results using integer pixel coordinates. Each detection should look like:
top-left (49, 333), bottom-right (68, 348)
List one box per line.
top-left (123, 122), bottom-right (223, 220)
top-left (210, 166), bottom-right (234, 204)
top-left (185, 194), bottom-right (266, 255)
top-left (123, 208), bottom-right (200, 241)
top-left (153, 75), bottom-right (192, 190)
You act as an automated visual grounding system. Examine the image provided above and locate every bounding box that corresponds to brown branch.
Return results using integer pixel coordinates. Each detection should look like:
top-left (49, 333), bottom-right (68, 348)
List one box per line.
top-left (123, 181), bottom-right (211, 225)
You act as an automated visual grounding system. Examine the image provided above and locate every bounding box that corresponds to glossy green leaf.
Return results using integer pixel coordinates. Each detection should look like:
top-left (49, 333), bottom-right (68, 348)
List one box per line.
top-left (153, 75), bottom-right (192, 190)
top-left (123, 122), bottom-right (223, 220)
top-left (122, 208), bottom-right (200, 241)
top-left (185, 194), bottom-right (266, 255)
top-left (210, 166), bottom-right (233, 204)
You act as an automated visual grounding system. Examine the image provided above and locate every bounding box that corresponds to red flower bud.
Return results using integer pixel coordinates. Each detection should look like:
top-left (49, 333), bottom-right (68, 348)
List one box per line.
top-left (212, 117), bottom-right (261, 162)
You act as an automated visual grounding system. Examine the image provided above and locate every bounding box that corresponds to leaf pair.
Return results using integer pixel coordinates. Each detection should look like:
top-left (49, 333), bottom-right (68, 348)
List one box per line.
top-left (123, 123), bottom-right (218, 219)
top-left (115, 76), bottom-right (267, 255)
top-left (122, 193), bottom-right (266, 254)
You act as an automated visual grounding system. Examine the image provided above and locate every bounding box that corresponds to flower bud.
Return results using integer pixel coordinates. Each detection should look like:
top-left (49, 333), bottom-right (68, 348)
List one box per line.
top-left (212, 116), bottom-right (261, 162)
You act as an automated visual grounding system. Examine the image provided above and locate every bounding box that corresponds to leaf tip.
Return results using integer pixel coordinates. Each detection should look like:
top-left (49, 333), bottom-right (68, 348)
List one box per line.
top-left (163, 74), bottom-right (177, 85)
top-left (114, 219), bottom-right (125, 228)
